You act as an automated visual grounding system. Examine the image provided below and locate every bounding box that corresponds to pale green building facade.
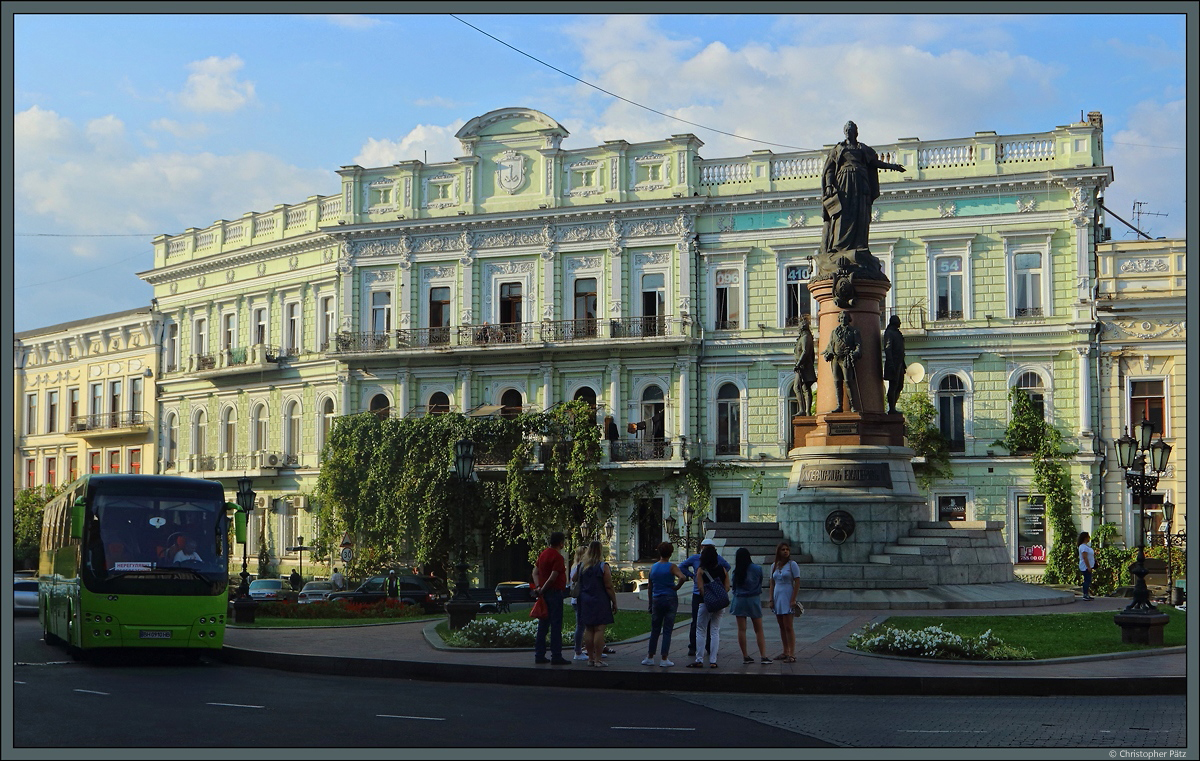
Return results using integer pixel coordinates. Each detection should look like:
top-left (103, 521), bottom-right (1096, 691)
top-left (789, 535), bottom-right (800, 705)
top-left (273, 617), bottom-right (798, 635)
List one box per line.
top-left (133, 107), bottom-right (1121, 580)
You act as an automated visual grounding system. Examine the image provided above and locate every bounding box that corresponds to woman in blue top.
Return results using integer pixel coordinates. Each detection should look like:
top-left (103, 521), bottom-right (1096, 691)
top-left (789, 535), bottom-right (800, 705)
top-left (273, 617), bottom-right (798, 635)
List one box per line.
top-left (641, 542), bottom-right (687, 668)
top-left (730, 547), bottom-right (771, 664)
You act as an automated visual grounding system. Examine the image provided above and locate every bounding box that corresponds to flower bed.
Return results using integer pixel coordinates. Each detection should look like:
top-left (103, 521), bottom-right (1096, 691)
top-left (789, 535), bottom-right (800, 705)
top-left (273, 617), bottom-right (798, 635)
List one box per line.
top-left (846, 622), bottom-right (1034, 660)
top-left (254, 599), bottom-right (427, 619)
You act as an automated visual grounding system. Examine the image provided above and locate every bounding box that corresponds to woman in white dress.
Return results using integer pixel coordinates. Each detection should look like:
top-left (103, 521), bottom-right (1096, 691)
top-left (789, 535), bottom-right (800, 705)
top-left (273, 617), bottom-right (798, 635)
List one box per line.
top-left (767, 542), bottom-right (802, 663)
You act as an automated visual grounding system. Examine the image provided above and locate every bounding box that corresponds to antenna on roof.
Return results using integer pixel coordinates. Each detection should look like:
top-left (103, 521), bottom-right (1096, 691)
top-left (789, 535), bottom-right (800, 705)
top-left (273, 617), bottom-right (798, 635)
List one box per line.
top-left (1131, 201), bottom-right (1167, 237)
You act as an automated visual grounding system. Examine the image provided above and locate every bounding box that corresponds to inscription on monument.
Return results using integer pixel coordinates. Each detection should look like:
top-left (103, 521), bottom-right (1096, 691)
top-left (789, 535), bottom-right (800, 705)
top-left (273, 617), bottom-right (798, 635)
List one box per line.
top-left (829, 422), bottom-right (859, 436)
top-left (799, 462), bottom-right (892, 489)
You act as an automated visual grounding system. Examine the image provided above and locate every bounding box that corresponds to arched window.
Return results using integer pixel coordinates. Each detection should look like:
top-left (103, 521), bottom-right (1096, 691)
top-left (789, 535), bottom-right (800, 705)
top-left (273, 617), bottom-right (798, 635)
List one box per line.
top-left (573, 386), bottom-right (597, 414)
top-left (716, 383), bottom-right (741, 455)
top-left (369, 393), bottom-right (390, 419)
top-left (285, 401), bottom-right (301, 455)
top-left (193, 410), bottom-right (207, 456)
top-left (428, 392), bottom-right (450, 416)
top-left (251, 403), bottom-right (267, 451)
top-left (938, 375), bottom-right (966, 452)
top-left (319, 397), bottom-right (335, 452)
top-left (1017, 371), bottom-right (1045, 420)
top-left (641, 386), bottom-right (665, 453)
top-left (500, 389), bottom-right (523, 419)
top-left (166, 412), bottom-right (178, 466)
top-left (221, 407), bottom-right (237, 454)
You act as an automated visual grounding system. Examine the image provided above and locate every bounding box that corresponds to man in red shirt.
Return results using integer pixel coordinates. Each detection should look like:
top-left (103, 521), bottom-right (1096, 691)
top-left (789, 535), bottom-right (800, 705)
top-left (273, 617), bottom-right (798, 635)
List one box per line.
top-left (532, 532), bottom-right (570, 664)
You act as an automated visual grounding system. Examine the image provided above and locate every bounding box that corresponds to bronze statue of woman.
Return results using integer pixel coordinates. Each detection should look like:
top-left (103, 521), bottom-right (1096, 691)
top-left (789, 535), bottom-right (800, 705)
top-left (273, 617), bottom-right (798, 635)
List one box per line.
top-left (820, 121), bottom-right (906, 269)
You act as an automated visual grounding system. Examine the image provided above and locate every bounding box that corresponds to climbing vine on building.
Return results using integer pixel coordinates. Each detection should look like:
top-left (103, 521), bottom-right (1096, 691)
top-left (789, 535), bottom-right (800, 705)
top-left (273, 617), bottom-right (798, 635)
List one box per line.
top-left (898, 391), bottom-right (953, 490)
top-left (993, 386), bottom-right (1077, 583)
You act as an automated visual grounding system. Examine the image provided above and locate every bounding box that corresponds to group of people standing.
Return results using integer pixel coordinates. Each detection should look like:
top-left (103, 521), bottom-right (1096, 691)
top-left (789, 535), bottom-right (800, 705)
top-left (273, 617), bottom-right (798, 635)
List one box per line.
top-left (529, 532), bottom-right (807, 668)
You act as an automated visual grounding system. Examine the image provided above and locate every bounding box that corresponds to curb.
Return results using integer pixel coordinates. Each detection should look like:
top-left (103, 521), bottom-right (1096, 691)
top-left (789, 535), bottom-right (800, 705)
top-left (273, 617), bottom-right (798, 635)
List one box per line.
top-left (216, 646), bottom-right (1186, 696)
top-left (228, 616), bottom-right (441, 631)
top-left (826, 642), bottom-right (1189, 666)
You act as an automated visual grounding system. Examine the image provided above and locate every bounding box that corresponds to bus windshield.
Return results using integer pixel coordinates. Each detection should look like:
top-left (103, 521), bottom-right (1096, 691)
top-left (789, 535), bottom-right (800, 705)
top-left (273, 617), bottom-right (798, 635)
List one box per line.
top-left (84, 489), bottom-right (229, 594)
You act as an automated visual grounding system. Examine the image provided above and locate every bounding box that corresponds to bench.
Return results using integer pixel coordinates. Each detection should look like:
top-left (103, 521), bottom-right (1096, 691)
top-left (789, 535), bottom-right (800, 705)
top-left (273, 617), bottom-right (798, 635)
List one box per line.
top-left (498, 586), bottom-right (534, 613)
top-left (459, 588), bottom-right (501, 613)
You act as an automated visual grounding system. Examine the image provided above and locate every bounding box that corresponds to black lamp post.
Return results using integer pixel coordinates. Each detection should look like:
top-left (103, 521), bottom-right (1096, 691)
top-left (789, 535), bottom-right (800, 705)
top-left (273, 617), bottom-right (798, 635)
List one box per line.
top-left (664, 503), bottom-right (695, 555)
top-left (446, 438), bottom-right (477, 630)
top-left (235, 476), bottom-right (255, 598)
top-left (1112, 419), bottom-right (1172, 644)
top-left (1162, 500), bottom-right (1185, 606)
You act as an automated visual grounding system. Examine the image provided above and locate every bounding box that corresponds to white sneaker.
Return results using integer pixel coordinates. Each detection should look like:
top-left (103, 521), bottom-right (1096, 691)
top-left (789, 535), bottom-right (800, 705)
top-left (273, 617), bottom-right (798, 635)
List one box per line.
top-left (573, 653), bottom-right (589, 661)
top-left (641, 657), bottom-right (655, 666)
top-left (660, 659), bottom-right (674, 667)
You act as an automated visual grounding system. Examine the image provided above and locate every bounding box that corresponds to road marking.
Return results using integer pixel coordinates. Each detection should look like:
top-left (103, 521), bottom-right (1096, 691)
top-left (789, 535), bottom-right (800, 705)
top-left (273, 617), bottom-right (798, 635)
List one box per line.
top-left (15, 661), bottom-right (73, 666)
top-left (207, 702), bottom-right (265, 709)
top-left (14, 681), bottom-right (26, 684)
top-left (611, 726), bottom-right (696, 731)
top-left (900, 730), bottom-right (987, 734)
top-left (74, 689), bottom-right (109, 695)
top-left (377, 714), bottom-right (445, 721)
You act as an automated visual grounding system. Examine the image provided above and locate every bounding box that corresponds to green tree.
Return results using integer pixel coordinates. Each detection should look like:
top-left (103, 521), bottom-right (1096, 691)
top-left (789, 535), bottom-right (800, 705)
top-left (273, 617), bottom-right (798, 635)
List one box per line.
top-left (993, 386), bottom-right (1077, 583)
top-left (13, 485), bottom-right (62, 571)
top-left (897, 391), bottom-right (953, 490)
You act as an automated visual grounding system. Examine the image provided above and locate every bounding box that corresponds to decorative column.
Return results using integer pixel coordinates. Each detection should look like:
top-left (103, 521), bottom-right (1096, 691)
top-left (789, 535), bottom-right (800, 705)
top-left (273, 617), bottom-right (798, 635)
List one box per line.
top-left (541, 226), bottom-right (556, 324)
top-left (397, 370), bottom-right (409, 418)
top-left (460, 231), bottom-right (476, 331)
top-left (459, 369), bottom-right (471, 414)
top-left (675, 358), bottom-right (690, 457)
top-left (397, 232), bottom-right (413, 331)
top-left (608, 361), bottom-right (621, 426)
top-left (541, 362), bottom-right (553, 410)
top-left (1077, 345), bottom-right (1092, 437)
top-left (607, 217), bottom-right (624, 324)
top-left (675, 213), bottom-right (695, 327)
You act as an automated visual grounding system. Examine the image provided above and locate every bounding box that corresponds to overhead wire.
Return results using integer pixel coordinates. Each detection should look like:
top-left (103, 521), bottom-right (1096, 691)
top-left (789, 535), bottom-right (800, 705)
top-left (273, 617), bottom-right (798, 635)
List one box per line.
top-left (448, 14), bottom-right (815, 153)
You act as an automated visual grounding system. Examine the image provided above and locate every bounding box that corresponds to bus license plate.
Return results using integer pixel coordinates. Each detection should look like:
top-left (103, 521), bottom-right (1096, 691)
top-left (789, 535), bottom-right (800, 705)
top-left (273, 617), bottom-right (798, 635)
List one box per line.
top-left (139, 630), bottom-right (173, 639)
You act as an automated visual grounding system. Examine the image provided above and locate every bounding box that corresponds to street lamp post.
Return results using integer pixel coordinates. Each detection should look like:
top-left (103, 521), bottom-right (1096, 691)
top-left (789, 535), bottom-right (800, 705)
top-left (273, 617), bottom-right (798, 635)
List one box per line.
top-left (235, 476), bottom-right (256, 598)
top-left (446, 438), bottom-right (478, 630)
top-left (1162, 500), bottom-right (1186, 607)
top-left (664, 503), bottom-right (695, 556)
top-left (1112, 419), bottom-right (1173, 644)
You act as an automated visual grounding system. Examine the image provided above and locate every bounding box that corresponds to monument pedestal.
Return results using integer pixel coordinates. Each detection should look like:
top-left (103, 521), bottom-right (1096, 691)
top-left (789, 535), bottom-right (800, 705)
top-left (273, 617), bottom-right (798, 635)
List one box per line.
top-left (795, 411), bottom-right (906, 448)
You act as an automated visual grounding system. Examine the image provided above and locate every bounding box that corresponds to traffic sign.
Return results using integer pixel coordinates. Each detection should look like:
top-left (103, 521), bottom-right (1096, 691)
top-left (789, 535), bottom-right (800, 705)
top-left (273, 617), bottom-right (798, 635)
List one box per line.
top-left (341, 547), bottom-right (354, 563)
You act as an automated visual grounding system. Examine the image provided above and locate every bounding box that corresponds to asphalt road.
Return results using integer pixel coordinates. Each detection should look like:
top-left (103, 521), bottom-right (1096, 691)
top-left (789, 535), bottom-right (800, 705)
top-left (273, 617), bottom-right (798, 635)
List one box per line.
top-left (10, 617), bottom-right (1189, 750)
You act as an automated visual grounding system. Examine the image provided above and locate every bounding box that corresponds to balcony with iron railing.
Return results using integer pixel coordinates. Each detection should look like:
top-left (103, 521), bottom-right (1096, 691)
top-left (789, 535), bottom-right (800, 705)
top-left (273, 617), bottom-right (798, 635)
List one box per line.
top-left (185, 451), bottom-right (305, 475)
top-left (189, 345), bottom-right (282, 378)
top-left (329, 317), bottom-right (694, 357)
top-left (67, 410), bottom-right (151, 438)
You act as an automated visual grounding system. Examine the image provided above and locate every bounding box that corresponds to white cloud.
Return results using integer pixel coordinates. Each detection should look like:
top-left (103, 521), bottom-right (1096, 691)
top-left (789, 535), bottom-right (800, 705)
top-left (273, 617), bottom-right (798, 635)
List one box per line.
top-left (150, 118), bottom-right (209, 139)
top-left (177, 55), bottom-right (257, 113)
top-left (316, 14), bottom-right (384, 30)
top-left (1104, 98), bottom-right (1186, 239)
top-left (353, 120), bottom-right (466, 168)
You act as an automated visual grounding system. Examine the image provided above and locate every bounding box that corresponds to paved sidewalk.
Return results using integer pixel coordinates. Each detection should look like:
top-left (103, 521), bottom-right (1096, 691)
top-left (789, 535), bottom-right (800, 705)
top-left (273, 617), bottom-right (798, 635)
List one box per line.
top-left (220, 593), bottom-right (1187, 696)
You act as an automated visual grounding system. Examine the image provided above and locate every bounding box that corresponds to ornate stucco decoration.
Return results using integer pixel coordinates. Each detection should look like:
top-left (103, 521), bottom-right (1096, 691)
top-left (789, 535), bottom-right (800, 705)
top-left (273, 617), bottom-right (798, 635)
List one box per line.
top-left (416, 235), bottom-right (457, 253)
top-left (635, 251), bottom-right (671, 267)
top-left (1017, 197), bottom-right (1036, 213)
top-left (567, 256), bottom-right (601, 272)
top-left (197, 276), bottom-right (206, 288)
top-left (495, 150), bottom-right (527, 195)
top-left (717, 216), bottom-right (734, 233)
top-left (353, 239), bottom-right (403, 258)
top-left (337, 242), bottom-right (353, 274)
top-left (938, 201), bottom-right (957, 218)
top-left (421, 266), bottom-right (455, 282)
top-left (629, 152), bottom-right (671, 191)
top-left (257, 263), bottom-right (267, 276)
top-left (288, 256), bottom-right (299, 270)
top-left (363, 270), bottom-right (396, 285)
top-left (226, 270), bottom-right (235, 283)
top-left (477, 229), bottom-right (544, 248)
top-left (485, 261), bottom-right (536, 277)
top-left (675, 211), bottom-right (695, 237)
top-left (558, 223), bottom-right (607, 243)
top-left (1119, 258), bottom-right (1169, 273)
top-left (786, 212), bottom-right (806, 228)
top-left (423, 173), bottom-right (459, 209)
top-left (1104, 320), bottom-right (1185, 340)
top-left (626, 217), bottom-right (677, 238)
top-left (366, 177), bottom-right (398, 214)
top-left (871, 208), bottom-right (880, 222)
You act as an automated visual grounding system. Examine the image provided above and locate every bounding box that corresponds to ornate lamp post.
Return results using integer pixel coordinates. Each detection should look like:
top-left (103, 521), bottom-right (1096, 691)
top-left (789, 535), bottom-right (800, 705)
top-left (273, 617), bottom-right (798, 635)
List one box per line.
top-left (446, 438), bottom-right (478, 630)
top-left (1112, 419), bottom-right (1172, 643)
top-left (1162, 500), bottom-right (1185, 606)
top-left (235, 476), bottom-right (255, 598)
top-left (664, 503), bottom-right (695, 556)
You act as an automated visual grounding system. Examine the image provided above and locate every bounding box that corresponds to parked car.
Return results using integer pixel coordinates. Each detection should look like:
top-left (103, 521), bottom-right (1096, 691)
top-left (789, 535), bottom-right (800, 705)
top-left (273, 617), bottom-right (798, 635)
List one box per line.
top-left (248, 578), bottom-right (297, 603)
top-left (14, 579), bottom-right (38, 615)
top-left (327, 575), bottom-right (449, 613)
top-left (298, 581), bottom-right (335, 604)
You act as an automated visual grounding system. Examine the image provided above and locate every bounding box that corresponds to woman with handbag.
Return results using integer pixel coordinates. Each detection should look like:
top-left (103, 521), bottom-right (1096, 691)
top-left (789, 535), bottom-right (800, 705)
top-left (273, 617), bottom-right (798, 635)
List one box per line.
top-left (577, 540), bottom-right (618, 667)
top-left (687, 543), bottom-right (730, 669)
top-left (569, 545), bottom-right (590, 660)
top-left (767, 542), bottom-right (803, 663)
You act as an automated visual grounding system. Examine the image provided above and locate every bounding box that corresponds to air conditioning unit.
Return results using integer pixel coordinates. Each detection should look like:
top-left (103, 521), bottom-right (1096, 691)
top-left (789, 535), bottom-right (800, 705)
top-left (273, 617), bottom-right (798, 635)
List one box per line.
top-left (262, 452), bottom-right (285, 467)
top-left (291, 495), bottom-right (308, 509)
top-left (255, 496), bottom-right (267, 508)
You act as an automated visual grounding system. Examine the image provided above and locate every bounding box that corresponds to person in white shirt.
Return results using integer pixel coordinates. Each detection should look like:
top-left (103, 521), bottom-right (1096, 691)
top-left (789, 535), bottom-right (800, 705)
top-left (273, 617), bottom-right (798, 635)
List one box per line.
top-left (173, 538), bottom-right (202, 565)
top-left (331, 568), bottom-right (346, 591)
top-left (1078, 531), bottom-right (1095, 601)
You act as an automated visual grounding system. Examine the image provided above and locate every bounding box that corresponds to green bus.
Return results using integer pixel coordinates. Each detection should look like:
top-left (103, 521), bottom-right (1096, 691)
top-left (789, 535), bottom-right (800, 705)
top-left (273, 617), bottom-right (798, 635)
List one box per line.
top-left (39, 474), bottom-right (241, 654)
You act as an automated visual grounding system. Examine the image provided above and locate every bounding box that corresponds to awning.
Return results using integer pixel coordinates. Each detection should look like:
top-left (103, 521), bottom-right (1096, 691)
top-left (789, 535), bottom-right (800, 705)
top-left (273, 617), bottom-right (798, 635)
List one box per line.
top-left (465, 404), bottom-right (506, 418)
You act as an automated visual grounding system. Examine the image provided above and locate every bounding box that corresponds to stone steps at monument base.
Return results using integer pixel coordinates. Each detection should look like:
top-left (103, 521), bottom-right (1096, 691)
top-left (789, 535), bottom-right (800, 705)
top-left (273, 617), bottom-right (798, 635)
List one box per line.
top-left (909, 527), bottom-right (993, 539)
top-left (703, 522), bottom-right (804, 568)
top-left (882, 543), bottom-right (950, 557)
top-left (868, 553), bottom-right (923, 565)
top-left (916, 520), bottom-right (1005, 531)
top-left (796, 578), bottom-right (928, 590)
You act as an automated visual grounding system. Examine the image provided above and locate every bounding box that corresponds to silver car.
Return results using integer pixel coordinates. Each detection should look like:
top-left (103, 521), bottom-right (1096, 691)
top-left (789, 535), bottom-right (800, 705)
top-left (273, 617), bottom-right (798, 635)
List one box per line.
top-left (14, 579), bottom-right (38, 615)
top-left (298, 581), bottom-right (334, 604)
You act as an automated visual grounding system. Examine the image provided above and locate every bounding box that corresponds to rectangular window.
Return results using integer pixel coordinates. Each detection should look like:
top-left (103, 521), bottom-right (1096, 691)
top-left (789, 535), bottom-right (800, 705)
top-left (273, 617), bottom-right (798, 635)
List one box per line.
top-left (130, 378), bottom-right (143, 416)
top-left (574, 278), bottom-right (597, 337)
top-left (46, 457), bottom-right (57, 486)
top-left (1014, 252), bottom-right (1043, 317)
top-left (47, 390), bottom-right (59, 433)
top-left (935, 256), bottom-right (964, 320)
top-left (1130, 380), bottom-right (1166, 434)
top-left (108, 450), bottom-right (121, 474)
top-left (109, 379), bottom-right (122, 415)
top-left (640, 273), bottom-right (666, 337)
top-left (26, 458), bottom-right (36, 488)
top-left (715, 268), bottom-right (740, 330)
top-left (285, 302), bottom-right (300, 354)
top-left (165, 323), bottom-right (179, 371)
top-left (784, 264), bottom-right (812, 327)
top-left (429, 287), bottom-right (450, 344)
top-left (129, 448), bottom-right (141, 474)
top-left (193, 317), bottom-right (208, 355)
top-left (937, 495), bottom-right (968, 522)
top-left (222, 313), bottom-right (236, 350)
top-left (90, 383), bottom-right (103, 419)
top-left (25, 393), bottom-right (37, 436)
top-left (67, 455), bottom-right (78, 482)
top-left (1016, 495), bottom-right (1047, 564)
top-left (321, 296), bottom-right (335, 350)
top-left (715, 496), bottom-right (742, 523)
top-left (68, 387), bottom-right (80, 422)
top-left (254, 308), bottom-right (268, 345)
top-left (498, 282), bottom-right (522, 339)
top-left (371, 292), bottom-right (391, 334)
top-left (89, 451), bottom-right (101, 475)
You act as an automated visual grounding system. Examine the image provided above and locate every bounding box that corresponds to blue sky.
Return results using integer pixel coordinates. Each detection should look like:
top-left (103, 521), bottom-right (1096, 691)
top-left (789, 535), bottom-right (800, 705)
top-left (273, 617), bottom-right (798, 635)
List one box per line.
top-left (12, 12), bottom-right (1189, 332)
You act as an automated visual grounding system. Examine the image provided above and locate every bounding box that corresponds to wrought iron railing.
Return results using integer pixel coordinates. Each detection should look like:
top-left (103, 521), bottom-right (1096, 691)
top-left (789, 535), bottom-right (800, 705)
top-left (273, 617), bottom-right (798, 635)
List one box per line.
top-left (398, 326), bottom-right (455, 348)
top-left (609, 316), bottom-right (670, 339)
top-left (610, 439), bottom-right (671, 462)
top-left (228, 346), bottom-right (248, 365)
top-left (935, 310), bottom-right (964, 321)
top-left (540, 319), bottom-right (600, 342)
top-left (196, 354), bottom-right (217, 370)
top-left (1014, 307), bottom-right (1044, 318)
top-left (194, 455), bottom-right (217, 471)
top-left (334, 332), bottom-right (392, 353)
top-left (69, 410), bottom-right (148, 432)
top-left (713, 319), bottom-right (740, 331)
